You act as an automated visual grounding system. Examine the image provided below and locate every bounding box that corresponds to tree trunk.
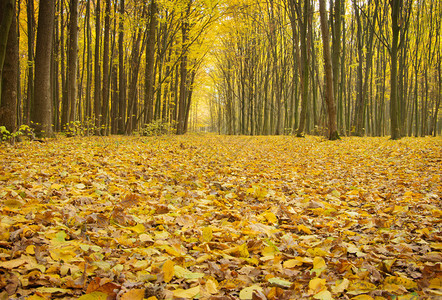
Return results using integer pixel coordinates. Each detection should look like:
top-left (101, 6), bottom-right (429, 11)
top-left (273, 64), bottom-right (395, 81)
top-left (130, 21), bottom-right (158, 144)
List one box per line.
top-left (101, 0), bottom-right (110, 135)
top-left (389, 0), bottom-right (401, 140)
top-left (31, 0), bottom-right (55, 138)
top-left (25, 0), bottom-right (35, 125)
top-left (94, 0), bottom-right (101, 134)
top-left (0, 0), bottom-right (14, 104)
top-left (67, 0), bottom-right (78, 126)
top-left (0, 0), bottom-right (17, 132)
top-left (118, 0), bottom-right (125, 134)
top-left (296, 0), bottom-right (309, 137)
top-left (177, 3), bottom-right (191, 135)
top-left (145, 0), bottom-right (157, 125)
top-left (319, 0), bottom-right (339, 140)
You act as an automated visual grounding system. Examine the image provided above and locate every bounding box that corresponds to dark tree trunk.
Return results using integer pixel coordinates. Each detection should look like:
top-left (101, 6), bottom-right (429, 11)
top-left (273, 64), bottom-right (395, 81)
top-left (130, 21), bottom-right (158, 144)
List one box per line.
top-left (177, 2), bottom-right (191, 135)
top-left (319, 0), bottom-right (339, 140)
top-left (94, 0), bottom-right (101, 134)
top-left (389, 0), bottom-right (401, 140)
top-left (67, 0), bottom-right (78, 125)
top-left (296, 0), bottom-right (310, 137)
top-left (31, 0), bottom-right (55, 138)
top-left (118, 0), bottom-right (125, 134)
top-left (0, 0), bottom-right (17, 133)
top-left (25, 0), bottom-right (35, 125)
top-left (144, 0), bottom-right (157, 125)
top-left (101, 0), bottom-right (110, 135)
top-left (0, 0), bottom-right (14, 103)
top-left (85, 0), bottom-right (92, 133)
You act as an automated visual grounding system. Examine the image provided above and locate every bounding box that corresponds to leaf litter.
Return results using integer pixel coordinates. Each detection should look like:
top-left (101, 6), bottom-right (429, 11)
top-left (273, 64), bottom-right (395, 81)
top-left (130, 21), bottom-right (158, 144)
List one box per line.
top-left (0, 135), bottom-right (441, 299)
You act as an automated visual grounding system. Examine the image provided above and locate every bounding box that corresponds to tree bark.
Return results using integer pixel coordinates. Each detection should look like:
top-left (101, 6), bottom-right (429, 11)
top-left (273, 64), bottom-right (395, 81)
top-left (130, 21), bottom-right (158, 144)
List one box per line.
top-left (0, 0), bottom-right (17, 132)
top-left (67, 0), bottom-right (78, 125)
top-left (118, 0), bottom-right (125, 134)
top-left (101, 0), bottom-right (110, 135)
top-left (389, 0), bottom-right (401, 140)
top-left (25, 0), bottom-right (35, 125)
top-left (94, 0), bottom-right (101, 134)
top-left (0, 0), bottom-right (14, 103)
top-left (319, 0), bottom-right (339, 140)
top-left (145, 0), bottom-right (157, 125)
top-left (296, 0), bottom-right (310, 137)
top-left (31, 0), bottom-right (55, 138)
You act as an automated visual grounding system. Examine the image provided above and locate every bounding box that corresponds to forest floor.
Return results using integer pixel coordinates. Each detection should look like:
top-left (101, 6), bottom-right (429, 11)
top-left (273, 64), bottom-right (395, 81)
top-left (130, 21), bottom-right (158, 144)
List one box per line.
top-left (0, 135), bottom-right (441, 300)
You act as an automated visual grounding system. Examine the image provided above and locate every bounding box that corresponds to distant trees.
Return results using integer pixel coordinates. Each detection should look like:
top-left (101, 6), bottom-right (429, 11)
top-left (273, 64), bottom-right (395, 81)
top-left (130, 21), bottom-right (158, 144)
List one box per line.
top-left (210, 0), bottom-right (440, 139)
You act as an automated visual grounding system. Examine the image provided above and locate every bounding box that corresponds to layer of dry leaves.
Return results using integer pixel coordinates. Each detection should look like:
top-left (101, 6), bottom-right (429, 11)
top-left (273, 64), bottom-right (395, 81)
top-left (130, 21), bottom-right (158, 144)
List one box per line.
top-left (0, 135), bottom-right (441, 300)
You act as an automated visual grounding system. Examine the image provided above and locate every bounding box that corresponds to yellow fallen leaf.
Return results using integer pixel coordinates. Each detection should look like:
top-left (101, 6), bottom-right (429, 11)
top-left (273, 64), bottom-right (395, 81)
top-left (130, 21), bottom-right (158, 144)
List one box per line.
top-left (313, 257), bottom-right (326, 269)
top-left (267, 277), bottom-right (292, 288)
top-left (283, 259), bottom-right (303, 268)
top-left (26, 245), bottom-right (36, 255)
top-left (51, 183), bottom-right (64, 190)
top-left (429, 277), bottom-right (441, 289)
top-left (239, 285), bottom-right (263, 300)
top-left (227, 243), bottom-right (249, 258)
top-left (202, 226), bottom-right (213, 242)
top-left (77, 291), bottom-right (108, 300)
top-left (313, 290), bottom-right (333, 300)
top-left (0, 257), bottom-right (28, 269)
top-left (347, 281), bottom-right (377, 295)
top-left (163, 260), bottom-right (175, 283)
top-left (298, 224), bottom-right (312, 234)
top-left (129, 223), bottom-right (146, 234)
top-left (350, 296), bottom-right (374, 300)
top-left (205, 278), bottom-right (218, 294)
top-left (384, 276), bottom-right (417, 290)
top-left (308, 247), bottom-right (330, 257)
top-left (172, 286), bottom-right (200, 298)
top-left (309, 278), bottom-right (327, 294)
top-left (331, 278), bottom-right (349, 294)
top-left (262, 211), bottom-right (278, 224)
top-left (120, 289), bottom-right (145, 300)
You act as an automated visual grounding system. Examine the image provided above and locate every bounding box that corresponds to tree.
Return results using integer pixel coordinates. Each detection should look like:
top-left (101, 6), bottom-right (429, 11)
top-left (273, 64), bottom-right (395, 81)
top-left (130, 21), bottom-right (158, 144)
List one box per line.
top-left (319, 0), bottom-right (339, 140)
top-left (31, 0), bottom-right (55, 137)
top-left (144, 0), bottom-right (158, 125)
top-left (66, 0), bottom-right (78, 128)
top-left (294, 0), bottom-right (310, 137)
top-left (94, 0), bottom-right (101, 134)
top-left (0, 0), bottom-right (14, 103)
top-left (101, 0), bottom-right (110, 135)
top-left (0, 0), bottom-right (17, 133)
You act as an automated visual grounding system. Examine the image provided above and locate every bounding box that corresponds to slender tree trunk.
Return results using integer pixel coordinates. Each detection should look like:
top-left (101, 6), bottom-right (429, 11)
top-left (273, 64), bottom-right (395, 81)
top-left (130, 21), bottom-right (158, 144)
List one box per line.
top-left (118, 0), bottom-right (125, 134)
top-left (25, 0), bottom-right (35, 125)
top-left (319, 0), bottom-right (339, 140)
top-left (94, 0), bottom-right (101, 134)
top-left (31, 0), bottom-right (55, 137)
top-left (177, 2), bottom-right (191, 135)
top-left (296, 0), bottom-right (310, 137)
top-left (389, 0), bottom-right (401, 140)
top-left (145, 0), bottom-right (157, 125)
top-left (67, 0), bottom-right (78, 126)
top-left (101, 0), bottom-right (110, 135)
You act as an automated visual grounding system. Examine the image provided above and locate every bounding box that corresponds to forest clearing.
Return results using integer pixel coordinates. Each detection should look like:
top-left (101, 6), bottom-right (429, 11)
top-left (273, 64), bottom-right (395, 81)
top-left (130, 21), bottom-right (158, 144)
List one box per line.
top-left (0, 135), bottom-right (441, 299)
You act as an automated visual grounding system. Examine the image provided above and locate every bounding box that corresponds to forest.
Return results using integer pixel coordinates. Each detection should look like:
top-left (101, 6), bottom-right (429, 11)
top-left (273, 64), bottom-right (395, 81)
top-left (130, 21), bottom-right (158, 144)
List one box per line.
top-left (0, 0), bottom-right (441, 299)
top-left (0, 0), bottom-right (440, 139)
